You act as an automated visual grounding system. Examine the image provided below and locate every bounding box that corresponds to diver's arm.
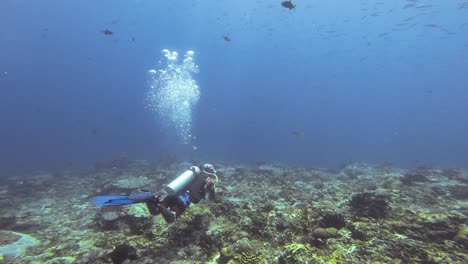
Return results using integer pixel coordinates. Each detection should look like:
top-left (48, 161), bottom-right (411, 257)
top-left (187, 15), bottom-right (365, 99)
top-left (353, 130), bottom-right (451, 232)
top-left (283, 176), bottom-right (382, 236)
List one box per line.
top-left (206, 178), bottom-right (218, 201)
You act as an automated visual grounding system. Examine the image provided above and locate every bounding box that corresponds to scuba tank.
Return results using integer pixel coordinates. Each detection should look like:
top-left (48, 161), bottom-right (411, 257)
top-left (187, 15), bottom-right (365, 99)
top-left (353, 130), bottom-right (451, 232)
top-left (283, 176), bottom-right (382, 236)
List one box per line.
top-left (165, 167), bottom-right (200, 194)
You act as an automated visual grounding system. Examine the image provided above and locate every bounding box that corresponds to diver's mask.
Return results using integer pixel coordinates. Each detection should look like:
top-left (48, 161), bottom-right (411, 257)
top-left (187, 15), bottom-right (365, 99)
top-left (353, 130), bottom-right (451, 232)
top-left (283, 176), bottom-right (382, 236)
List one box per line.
top-left (202, 164), bottom-right (216, 174)
top-left (202, 164), bottom-right (218, 182)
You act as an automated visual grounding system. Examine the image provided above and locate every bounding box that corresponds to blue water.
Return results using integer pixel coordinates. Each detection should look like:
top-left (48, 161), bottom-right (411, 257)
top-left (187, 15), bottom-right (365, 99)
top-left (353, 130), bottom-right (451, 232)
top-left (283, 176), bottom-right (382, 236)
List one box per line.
top-left (1, 0), bottom-right (467, 174)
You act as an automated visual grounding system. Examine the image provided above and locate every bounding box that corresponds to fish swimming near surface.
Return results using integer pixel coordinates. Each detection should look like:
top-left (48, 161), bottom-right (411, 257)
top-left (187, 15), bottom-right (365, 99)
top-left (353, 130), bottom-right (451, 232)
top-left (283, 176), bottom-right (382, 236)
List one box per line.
top-left (101, 29), bottom-right (113, 35)
top-left (223, 35), bottom-right (231, 42)
top-left (281, 0), bottom-right (296, 10)
top-left (291, 130), bottom-right (304, 138)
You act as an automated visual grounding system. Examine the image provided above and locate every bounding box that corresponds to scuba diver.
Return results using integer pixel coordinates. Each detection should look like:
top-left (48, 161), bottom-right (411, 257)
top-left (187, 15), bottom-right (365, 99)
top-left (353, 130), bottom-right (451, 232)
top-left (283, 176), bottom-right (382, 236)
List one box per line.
top-left (92, 164), bottom-right (218, 223)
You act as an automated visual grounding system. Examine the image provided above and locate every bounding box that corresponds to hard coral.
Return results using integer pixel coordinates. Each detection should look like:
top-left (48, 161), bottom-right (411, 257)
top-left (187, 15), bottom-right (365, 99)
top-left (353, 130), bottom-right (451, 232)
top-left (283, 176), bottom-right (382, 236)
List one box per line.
top-left (107, 244), bottom-right (137, 264)
top-left (232, 251), bottom-right (266, 264)
top-left (319, 211), bottom-right (346, 229)
top-left (278, 243), bottom-right (312, 264)
top-left (349, 192), bottom-right (388, 219)
top-left (311, 227), bottom-right (338, 239)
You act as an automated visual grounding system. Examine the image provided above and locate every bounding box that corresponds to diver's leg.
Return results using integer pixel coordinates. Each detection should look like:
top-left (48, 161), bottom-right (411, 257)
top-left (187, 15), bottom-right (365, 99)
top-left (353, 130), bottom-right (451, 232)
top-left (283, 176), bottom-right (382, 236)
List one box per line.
top-left (157, 193), bottom-right (191, 223)
top-left (158, 204), bottom-right (177, 223)
top-left (146, 200), bottom-right (159, 215)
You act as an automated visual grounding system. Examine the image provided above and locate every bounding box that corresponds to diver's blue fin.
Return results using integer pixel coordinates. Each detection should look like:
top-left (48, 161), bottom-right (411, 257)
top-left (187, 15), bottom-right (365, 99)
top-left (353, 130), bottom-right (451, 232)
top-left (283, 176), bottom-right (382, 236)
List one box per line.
top-left (91, 192), bottom-right (157, 207)
top-left (92, 195), bottom-right (137, 207)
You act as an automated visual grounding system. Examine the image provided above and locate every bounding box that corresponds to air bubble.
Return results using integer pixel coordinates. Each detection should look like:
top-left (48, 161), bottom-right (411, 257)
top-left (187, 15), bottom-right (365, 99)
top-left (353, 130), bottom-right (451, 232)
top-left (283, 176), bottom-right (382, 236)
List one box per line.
top-left (146, 50), bottom-right (200, 144)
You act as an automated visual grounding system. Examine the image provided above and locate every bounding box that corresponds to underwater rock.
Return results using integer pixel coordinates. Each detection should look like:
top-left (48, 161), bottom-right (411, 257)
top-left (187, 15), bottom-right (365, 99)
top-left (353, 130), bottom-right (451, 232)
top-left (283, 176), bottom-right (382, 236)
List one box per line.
top-left (166, 212), bottom-right (213, 248)
top-left (400, 173), bottom-right (431, 185)
top-left (102, 211), bottom-right (119, 221)
top-left (311, 228), bottom-right (329, 239)
top-left (96, 211), bottom-right (120, 231)
top-left (121, 215), bottom-right (153, 236)
top-left (347, 222), bottom-right (367, 240)
top-left (349, 192), bottom-right (389, 219)
top-left (319, 211), bottom-right (346, 229)
top-left (311, 227), bottom-right (338, 239)
top-left (107, 244), bottom-right (137, 264)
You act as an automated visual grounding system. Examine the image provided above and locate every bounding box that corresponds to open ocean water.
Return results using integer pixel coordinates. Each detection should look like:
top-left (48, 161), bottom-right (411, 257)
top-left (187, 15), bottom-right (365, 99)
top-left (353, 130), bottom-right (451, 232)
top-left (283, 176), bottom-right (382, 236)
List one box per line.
top-left (0, 1), bottom-right (467, 263)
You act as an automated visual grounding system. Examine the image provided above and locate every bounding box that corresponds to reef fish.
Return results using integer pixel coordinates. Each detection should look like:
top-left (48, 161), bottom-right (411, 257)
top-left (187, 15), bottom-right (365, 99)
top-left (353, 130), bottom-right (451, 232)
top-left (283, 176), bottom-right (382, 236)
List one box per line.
top-left (291, 130), bottom-right (304, 138)
top-left (101, 29), bottom-right (113, 35)
top-left (281, 0), bottom-right (296, 10)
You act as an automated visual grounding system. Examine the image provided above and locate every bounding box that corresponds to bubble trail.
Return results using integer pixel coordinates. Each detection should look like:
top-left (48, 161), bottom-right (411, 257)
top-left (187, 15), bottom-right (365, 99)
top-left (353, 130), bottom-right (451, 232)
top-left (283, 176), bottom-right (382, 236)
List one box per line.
top-left (146, 49), bottom-right (200, 144)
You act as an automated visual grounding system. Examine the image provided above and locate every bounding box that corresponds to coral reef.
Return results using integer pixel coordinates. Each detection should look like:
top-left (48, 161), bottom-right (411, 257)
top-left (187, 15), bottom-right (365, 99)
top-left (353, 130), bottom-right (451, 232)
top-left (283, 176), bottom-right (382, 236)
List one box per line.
top-left (349, 192), bottom-right (389, 219)
top-left (0, 160), bottom-right (467, 263)
top-left (113, 176), bottom-right (152, 189)
top-left (400, 172), bottom-right (431, 185)
top-left (319, 211), bottom-right (346, 229)
top-left (107, 244), bottom-right (138, 264)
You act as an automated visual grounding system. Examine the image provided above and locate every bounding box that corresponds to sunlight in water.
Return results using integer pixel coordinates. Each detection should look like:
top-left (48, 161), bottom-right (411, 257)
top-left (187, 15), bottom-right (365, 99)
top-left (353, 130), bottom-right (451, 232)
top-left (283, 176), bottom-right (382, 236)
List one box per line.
top-left (146, 49), bottom-right (200, 145)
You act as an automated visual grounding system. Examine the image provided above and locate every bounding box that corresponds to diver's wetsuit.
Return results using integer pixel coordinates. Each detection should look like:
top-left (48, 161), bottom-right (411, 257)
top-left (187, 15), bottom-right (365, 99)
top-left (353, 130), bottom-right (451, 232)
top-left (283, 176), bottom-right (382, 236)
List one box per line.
top-left (146, 167), bottom-right (217, 222)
